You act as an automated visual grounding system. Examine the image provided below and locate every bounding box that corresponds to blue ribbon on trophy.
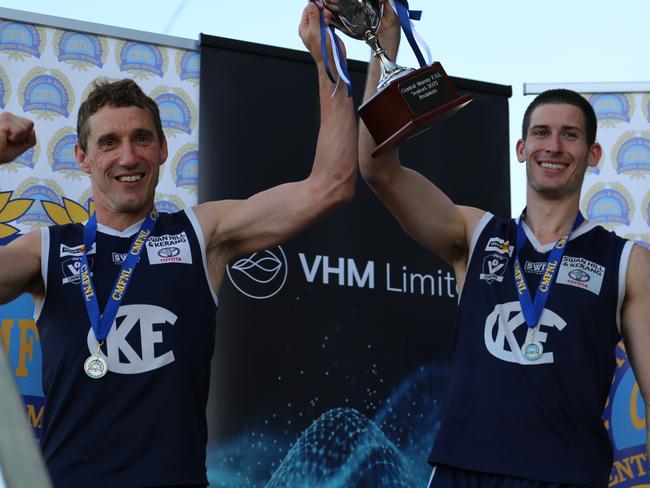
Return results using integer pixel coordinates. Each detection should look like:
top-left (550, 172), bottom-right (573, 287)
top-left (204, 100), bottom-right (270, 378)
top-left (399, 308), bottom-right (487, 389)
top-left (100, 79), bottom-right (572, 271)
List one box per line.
top-left (315, 1), bottom-right (353, 96)
top-left (388, 0), bottom-right (432, 68)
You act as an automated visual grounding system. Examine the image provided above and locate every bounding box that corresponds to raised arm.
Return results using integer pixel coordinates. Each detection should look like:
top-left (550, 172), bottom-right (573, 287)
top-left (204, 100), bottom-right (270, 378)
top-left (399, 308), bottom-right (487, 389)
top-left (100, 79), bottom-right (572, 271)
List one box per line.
top-left (193, 3), bottom-right (357, 284)
top-left (0, 231), bottom-right (43, 304)
top-left (619, 244), bottom-right (650, 458)
top-left (358, 2), bottom-right (483, 286)
top-left (0, 112), bottom-right (36, 164)
top-left (0, 112), bottom-right (42, 303)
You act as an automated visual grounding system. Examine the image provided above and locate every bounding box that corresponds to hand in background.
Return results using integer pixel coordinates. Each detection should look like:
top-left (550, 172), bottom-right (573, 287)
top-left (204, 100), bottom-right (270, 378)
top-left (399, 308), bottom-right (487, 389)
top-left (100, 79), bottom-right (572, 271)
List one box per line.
top-left (0, 112), bottom-right (36, 164)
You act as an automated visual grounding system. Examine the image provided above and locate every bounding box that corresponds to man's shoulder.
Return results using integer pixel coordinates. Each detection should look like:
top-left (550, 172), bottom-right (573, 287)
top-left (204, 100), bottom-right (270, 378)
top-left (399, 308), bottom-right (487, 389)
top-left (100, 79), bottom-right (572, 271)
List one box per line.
top-left (582, 222), bottom-right (631, 246)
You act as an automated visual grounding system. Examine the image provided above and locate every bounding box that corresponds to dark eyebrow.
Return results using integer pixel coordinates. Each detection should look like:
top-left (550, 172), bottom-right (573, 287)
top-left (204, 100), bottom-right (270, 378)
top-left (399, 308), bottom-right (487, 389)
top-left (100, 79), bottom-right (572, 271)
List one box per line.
top-left (529, 124), bottom-right (585, 133)
top-left (96, 133), bottom-right (117, 146)
top-left (95, 128), bottom-right (155, 146)
top-left (561, 125), bottom-right (585, 133)
top-left (133, 128), bottom-right (155, 139)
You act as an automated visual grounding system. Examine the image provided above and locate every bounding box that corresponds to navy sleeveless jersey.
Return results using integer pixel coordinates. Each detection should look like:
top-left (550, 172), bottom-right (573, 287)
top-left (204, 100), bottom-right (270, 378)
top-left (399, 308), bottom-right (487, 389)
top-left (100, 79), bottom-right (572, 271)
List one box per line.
top-left (37, 209), bottom-right (218, 488)
top-left (428, 213), bottom-right (634, 487)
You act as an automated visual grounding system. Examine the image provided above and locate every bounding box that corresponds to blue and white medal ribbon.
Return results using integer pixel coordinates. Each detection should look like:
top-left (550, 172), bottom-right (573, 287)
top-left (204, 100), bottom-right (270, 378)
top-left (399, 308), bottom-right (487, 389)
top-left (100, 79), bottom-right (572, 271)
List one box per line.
top-left (79, 208), bottom-right (158, 378)
top-left (513, 210), bottom-right (583, 361)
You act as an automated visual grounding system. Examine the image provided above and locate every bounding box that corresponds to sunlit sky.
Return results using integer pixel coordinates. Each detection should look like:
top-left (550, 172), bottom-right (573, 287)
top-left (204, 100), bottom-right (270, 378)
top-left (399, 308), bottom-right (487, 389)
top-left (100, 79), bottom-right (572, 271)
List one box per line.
top-left (1, 0), bottom-right (649, 214)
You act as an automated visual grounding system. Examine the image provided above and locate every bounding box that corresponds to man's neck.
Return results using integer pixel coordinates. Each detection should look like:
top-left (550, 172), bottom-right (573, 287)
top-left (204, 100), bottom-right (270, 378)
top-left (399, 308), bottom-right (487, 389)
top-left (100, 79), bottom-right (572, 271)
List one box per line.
top-left (94, 207), bottom-right (151, 233)
top-left (523, 194), bottom-right (582, 245)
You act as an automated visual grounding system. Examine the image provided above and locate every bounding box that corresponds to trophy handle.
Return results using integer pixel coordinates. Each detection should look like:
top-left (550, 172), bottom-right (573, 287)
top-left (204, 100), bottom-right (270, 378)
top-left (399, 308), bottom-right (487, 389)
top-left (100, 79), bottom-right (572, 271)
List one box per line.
top-left (364, 32), bottom-right (413, 90)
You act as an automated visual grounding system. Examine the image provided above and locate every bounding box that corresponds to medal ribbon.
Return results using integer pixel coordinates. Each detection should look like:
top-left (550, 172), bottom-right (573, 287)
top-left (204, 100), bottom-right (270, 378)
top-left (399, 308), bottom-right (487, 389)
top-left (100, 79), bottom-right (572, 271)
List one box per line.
top-left (79, 208), bottom-right (158, 343)
top-left (513, 210), bottom-right (584, 330)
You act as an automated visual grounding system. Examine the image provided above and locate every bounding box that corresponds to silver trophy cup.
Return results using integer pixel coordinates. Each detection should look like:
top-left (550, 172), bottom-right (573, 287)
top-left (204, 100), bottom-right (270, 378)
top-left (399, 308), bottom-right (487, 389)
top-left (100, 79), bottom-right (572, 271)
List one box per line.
top-left (321, 0), bottom-right (473, 156)
top-left (322, 0), bottom-right (412, 90)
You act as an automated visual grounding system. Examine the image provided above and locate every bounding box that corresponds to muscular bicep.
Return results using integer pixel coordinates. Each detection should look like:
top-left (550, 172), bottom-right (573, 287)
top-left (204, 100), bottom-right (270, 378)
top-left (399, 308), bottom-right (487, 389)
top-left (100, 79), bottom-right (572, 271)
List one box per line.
top-left (194, 176), bottom-right (349, 264)
top-left (0, 230), bottom-right (43, 304)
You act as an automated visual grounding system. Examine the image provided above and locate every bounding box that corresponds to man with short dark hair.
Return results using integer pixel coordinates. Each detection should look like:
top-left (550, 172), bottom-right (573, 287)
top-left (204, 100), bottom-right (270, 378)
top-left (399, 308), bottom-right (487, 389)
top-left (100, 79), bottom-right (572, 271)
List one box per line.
top-left (359, 4), bottom-right (650, 487)
top-left (0, 4), bottom-right (356, 486)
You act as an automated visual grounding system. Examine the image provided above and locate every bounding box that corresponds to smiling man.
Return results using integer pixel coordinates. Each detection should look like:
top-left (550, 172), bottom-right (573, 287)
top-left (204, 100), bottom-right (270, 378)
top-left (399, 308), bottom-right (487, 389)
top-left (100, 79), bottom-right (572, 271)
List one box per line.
top-left (358, 4), bottom-right (650, 487)
top-left (0, 3), bottom-right (356, 486)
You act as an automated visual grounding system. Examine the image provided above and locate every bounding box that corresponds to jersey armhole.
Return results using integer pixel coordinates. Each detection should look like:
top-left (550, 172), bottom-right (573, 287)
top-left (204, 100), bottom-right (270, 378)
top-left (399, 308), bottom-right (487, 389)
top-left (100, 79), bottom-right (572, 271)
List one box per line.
top-left (616, 240), bottom-right (635, 334)
top-left (34, 227), bottom-right (49, 322)
top-left (184, 207), bottom-right (219, 307)
top-left (458, 212), bottom-right (494, 303)
top-left (468, 212), bottom-right (494, 264)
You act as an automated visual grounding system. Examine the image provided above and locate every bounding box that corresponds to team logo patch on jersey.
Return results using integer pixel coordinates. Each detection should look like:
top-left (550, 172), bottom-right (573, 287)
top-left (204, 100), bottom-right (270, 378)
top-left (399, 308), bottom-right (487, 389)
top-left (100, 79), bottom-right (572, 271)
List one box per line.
top-left (480, 253), bottom-right (509, 284)
top-left (112, 252), bottom-right (127, 265)
top-left (61, 252), bottom-right (95, 285)
top-left (60, 243), bottom-right (95, 257)
top-left (524, 261), bottom-right (546, 275)
top-left (485, 237), bottom-right (513, 256)
top-left (556, 256), bottom-right (604, 295)
top-left (146, 232), bottom-right (192, 265)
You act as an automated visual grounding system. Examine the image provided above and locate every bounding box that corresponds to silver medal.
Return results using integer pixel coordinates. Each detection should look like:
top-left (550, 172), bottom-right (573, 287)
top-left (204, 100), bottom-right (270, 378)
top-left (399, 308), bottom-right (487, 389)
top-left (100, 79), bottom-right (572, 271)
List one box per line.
top-left (84, 344), bottom-right (108, 379)
top-left (522, 340), bottom-right (543, 361)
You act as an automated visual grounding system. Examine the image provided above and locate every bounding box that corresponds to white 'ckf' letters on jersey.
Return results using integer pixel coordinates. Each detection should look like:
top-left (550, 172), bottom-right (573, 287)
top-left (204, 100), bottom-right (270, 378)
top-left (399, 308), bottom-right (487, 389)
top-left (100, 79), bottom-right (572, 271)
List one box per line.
top-left (484, 301), bottom-right (567, 365)
top-left (86, 304), bottom-right (177, 374)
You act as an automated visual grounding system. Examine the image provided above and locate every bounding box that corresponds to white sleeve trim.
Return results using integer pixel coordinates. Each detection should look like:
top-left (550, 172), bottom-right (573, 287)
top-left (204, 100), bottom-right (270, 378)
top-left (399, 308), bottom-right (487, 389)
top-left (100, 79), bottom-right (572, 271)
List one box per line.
top-left (427, 466), bottom-right (437, 488)
top-left (616, 240), bottom-right (634, 335)
top-left (34, 227), bottom-right (49, 322)
top-left (185, 207), bottom-right (219, 307)
top-left (468, 211), bottom-right (493, 265)
top-left (458, 211), bottom-right (493, 303)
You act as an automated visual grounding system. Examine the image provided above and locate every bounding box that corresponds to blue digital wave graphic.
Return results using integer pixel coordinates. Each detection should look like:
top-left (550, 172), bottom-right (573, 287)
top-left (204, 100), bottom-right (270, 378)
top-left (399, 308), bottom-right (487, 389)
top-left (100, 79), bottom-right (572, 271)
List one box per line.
top-left (207, 362), bottom-right (449, 487)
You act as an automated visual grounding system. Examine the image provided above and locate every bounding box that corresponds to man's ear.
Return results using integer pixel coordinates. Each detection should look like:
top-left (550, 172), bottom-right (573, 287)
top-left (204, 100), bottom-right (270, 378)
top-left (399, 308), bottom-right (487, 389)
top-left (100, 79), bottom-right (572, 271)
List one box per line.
top-left (159, 136), bottom-right (168, 165)
top-left (515, 138), bottom-right (526, 163)
top-left (75, 143), bottom-right (91, 174)
top-left (587, 141), bottom-right (602, 168)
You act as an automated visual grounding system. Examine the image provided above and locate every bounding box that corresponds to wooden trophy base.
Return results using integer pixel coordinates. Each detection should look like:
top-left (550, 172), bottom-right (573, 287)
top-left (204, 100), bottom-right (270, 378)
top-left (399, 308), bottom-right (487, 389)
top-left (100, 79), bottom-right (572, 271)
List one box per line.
top-left (359, 62), bottom-right (473, 157)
